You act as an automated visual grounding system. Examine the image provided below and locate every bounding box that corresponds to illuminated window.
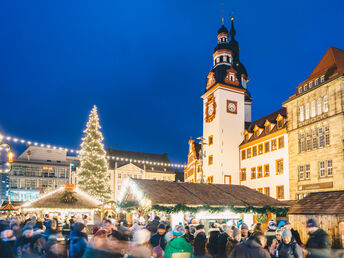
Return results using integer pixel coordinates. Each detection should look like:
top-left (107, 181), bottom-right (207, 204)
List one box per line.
top-left (265, 125), bottom-right (270, 134)
top-left (240, 169), bottom-right (246, 181)
top-left (208, 135), bottom-right (213, 145)
top-left (277, 120), bottom-right (283, 129)
top-left (276, 185), bottom-right (284, 199)
top-left (257, 188), bottom-right (263, 193)
top-left (251, 167), bottom-right (256, 179)
top-left (208, 155), bottom-right (213, 165)
top-left (299, 106), bottom-right (304, 122)
top-left (264, 164), bottom-right (270, 177)
top-left (247, 148), bottom-right (252, 158)
top-left (253, 146), bottom-right (257, 157)
top-left (278, 136), bottom-right (284, 149)
top-left (257, 166), bottom-right (263, 178)
top-left (258, 144), bottom-right (263, 155)
top-left (276, 159), bottom-right (284, 175)
top-left (317, 98), bottom-right (322, 115)
top-left (207, 176), bottom-right (214, 184)
top-left (224, 175), bottom-right (231, 184)
top-left (265, 142), bottom-right (270, 153)
top-left (271, 139), bottom-right (277, 151)
top-left (305, 103), bottom-right (310, 120)
top-left (264, 187), bottom-right (270, 196)
top-left (241, 150), bottom-right (246, 160)
top-left (323, 95), bottom-right (329, 112)
top-left (255, 130), bottom-right (259, 138)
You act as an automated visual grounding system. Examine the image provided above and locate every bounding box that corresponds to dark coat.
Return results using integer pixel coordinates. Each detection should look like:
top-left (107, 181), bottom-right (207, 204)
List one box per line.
top-left (184, 232), bottom-right (195, 245)
top-left (194, 231), bottom-right (207, 256)
top-left (0, 240), bottom-right (16, 258)
top-left (278, 240), bottom-right (303, 258)
top-left (216, 232), bottom-right (229, 257)
top-left (207, 230), bottom-right (220, 256)
top-left (69, 230), bottom-right (88, 258)
top-left (146, 219), bottom-right (160, 234)
top-left (149, 233), bottom-right (167, 250)
top-left (305, 229), bottom-right (331, 258)
top-left (291, 228), bottom-right (303, 246)
top-left (229, 238), bottom-right (270, 258)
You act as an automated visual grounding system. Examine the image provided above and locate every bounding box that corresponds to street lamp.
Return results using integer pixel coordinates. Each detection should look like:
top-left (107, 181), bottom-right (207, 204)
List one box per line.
top-left (196, 136), bottom-right (207, 183)
top-left (0, 134), bottom-right (14, 173)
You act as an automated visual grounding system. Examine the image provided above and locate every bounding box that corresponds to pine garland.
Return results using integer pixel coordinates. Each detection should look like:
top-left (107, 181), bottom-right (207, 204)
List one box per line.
top-left (78, 105), bottom-right (110, 201)
top-left (60, 191), bottom-right (78, 204)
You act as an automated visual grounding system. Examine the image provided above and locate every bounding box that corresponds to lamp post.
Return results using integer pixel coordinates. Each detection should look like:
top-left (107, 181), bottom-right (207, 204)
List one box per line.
top-left (196, 136), bottom-right (207, 183)
top-left (0, 134), bottom-right (14, 174)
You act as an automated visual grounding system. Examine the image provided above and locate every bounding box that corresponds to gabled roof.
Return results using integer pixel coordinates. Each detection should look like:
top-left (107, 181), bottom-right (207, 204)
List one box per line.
top-left (121, 179), bottom-right (286, 207)
top-left (289, 191), bottom-right (344, 215)
top-left (304, 47), bottom-right (344, 84)
top-left (240, 107), bottom-right (287, 145)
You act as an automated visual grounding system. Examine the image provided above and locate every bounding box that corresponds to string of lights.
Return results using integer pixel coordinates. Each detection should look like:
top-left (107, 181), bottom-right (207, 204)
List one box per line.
top-left (0, 133), bottom-right (186, 168)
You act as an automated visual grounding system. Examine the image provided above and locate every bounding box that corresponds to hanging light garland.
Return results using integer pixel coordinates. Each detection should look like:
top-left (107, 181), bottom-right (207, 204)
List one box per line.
top-left (0, 133), bottom-right (186, 168)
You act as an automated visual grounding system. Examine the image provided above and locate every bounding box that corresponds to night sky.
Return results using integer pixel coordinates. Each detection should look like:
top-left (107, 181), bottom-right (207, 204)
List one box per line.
top-left (1, 0), bottom-right (344, 164)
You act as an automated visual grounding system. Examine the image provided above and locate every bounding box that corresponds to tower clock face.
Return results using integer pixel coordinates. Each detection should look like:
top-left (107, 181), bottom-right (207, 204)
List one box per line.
top-left (227, 100), bottom-right (237, 114)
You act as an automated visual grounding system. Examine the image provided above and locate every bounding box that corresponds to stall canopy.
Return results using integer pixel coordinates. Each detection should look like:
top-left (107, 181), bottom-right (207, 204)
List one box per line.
top-left (117, 178), bottom-right (288, 215)
top-left (0, 202), bottom-right (18, 211)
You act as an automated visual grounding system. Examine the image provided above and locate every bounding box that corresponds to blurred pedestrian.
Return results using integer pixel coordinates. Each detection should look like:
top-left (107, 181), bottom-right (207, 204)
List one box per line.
top-left (164, 224), bottom-right (193, 258)
top-left (150, 223), bottom-right (167, 251)
top-left (69, 222), bottom-right (88, 258)
top-left (303, 219), bottom-right (330, 258)
top-left (194, 224), bottom-right (207, 258)
top-left (229, 232), bottom-right (270, 258)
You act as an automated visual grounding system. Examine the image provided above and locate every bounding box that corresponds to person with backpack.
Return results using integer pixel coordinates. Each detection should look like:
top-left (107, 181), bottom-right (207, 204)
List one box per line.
top-left (150, 223), bottom-right (167, 251)
top-left (277, 229), bottom-right (303, 258)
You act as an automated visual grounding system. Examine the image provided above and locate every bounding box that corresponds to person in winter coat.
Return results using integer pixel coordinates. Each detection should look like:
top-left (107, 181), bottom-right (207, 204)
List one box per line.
top-left (240, 223), bottom-right (251, 242)
top-left (229, 232), bottom-right (270, 258)
top-left (129, 229), bottom-right (152, 258)
top-left (150, 223), bottom-right (167, 250)
top-left (69, 222), bottom-right (88, 258)
top-left (225, 227), bottom-right (241, 256)
top-left (277, 229), bottom-right (303, 258)
top-left (303, 219), bottom-right (331, 258)
top-left (164, 224), bottom-right (194, 258)
top-left (284, 222), bottom-right (303, 247)
top-left (0, 223), bottom-right (16, 258)
top-left (269, 229), bottom-right (282, 257)
top-left (184, 225), bottom-right (195, 245)
top-left (15, 224), bottom-right (39, 258)
top-left (193, 224), bottom-right (207, 258)
top-left (146, 216), bottom-right (161, 234)
top-left (206, 224), bottom-right (220, 257)
top-left (217, 224), bottom-right (231, 258)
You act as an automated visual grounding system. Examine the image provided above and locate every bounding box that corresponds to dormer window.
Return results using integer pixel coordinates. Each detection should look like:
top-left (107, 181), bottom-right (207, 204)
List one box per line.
top-left (304, 84), bottom-right (307, 91)
top-left (254, 130), bottom-right (259, 138)
top-left (299, 87), bottom-right (302, 93)
top-left (309, 81), bottom-right (313, 88)
top-left (315, 78), bottom-right (319, 86)
top-left (265, 125), bottom-right (270, 134)
top-left (320, 75), bottom-right (325, 83)
top-left (244, 135), bottom-right (248, 141)
top-left (277, 120), bottom-right (283, 129)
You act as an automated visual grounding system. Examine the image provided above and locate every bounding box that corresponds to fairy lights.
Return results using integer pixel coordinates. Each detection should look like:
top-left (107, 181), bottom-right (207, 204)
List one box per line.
top-left (0, 133), bottom-right (186, 168)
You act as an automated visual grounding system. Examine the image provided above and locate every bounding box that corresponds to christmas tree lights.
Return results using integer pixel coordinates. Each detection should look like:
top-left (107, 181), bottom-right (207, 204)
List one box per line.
top-left (78, 105), bottom-right (110, 201)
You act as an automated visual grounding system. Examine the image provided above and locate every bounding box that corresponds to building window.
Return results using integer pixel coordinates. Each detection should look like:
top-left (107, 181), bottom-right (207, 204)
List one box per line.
top-left (305, 103), bottom-right (310, 120)
top-left (320, 75), bottom-right (325, 83)
top-left (247, 148), bottom-right (252, 158)
top-left (264, 187), bottom-right (270, 196)
top-left (208, 155), bottom-right (213, 165)
top-left (276, 159), bottom-right (284, 175)
top-left (311, 101), bottom-right (316, 117)
top-left (244, 134), bottom-right (248, 141)
top-left (298, 87), bottom-right (302, 94)
top-left (265, 125), bottom-right (270, 134)
top-left (240, 169), bottom-right (246, 181)
top-left (271, 139), bottom-right (277, 151)
top-left (258, 144), bottom-right (263, 155)
top-left (305, 164), bottom-right (310, 179)
top-left (264, 142), bottom-right (270, 153)
top-left (277, 119), bottom-right (283, 129)
top-left (257, 166), bottom-right (263, 178)
top-left (241, 150), bottom-right (246, 160)
top-left (254, 130), bottom-right (259, 138)
top-left (317, 98), bottom-right (322, 115)
top-left (299, 106), bottom-right (304, 122)
top-left (309, 81), bottom-right (313, 88)
top-left (318, 135), bottom-right (324, 148)
top-left (312, 136), bottom-right (318, 149)
top-left (207, 176), bottom-right (214, 184)
top-left (264, 164), bottom-right (270, 177)
top-left (325, 126), bottom-right (330, 146)
top-left (306, 138), bottom-right (312, 151)
top-left (224, 175), bottom-right (231, 184)
top-left (304, 84), bottom-right (307, 91)
top-left (315, 78), bottom-right (319, 86)
top-left (276, 185), bottom-right (284, 199)
top-left (319, 161), bottom-right (325, 177)
top-left (251, 167), bottom-right (256, 179)
top-left (257, 188), bottom-right (263, 193)
top-left (278, 136), bottom-right (284, 149)
top-left (298, 165), bottom-right (304, 180)
top-left (253, 146), bottom-right (257, 157)
top-left (323, 95), bottom-right (329, 112)
top-left (208, 135), bottom-right (213, 145)
top-left (327, 160), bottom-right (333, 176)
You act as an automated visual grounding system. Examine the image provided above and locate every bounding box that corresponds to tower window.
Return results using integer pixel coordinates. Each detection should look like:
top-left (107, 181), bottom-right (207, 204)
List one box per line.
top-left (208, 155), bottom-right (213, 165)
top-left (208, 135), bottom-right (213, 145)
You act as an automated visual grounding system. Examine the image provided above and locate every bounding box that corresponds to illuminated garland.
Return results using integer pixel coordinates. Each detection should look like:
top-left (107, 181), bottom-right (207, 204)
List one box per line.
top-left (117, 202), bottom-right (288, 217)
top-left (257, 213), bottom-right (268, 223)
top-left (60, 191), bottom-right (78, 204)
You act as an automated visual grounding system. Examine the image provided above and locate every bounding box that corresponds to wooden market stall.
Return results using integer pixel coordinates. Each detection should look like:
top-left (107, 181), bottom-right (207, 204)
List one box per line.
top-left (288, 191), bottom-right (344, 248)
top-left (21, 184), bottom-right (102, 224)
top-left (117, 178), bottom-right (288, 231)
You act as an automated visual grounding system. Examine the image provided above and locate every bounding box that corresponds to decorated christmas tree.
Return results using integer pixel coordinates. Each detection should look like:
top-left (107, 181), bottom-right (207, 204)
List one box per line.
top-left (78, 105), bottom-right (110, 200)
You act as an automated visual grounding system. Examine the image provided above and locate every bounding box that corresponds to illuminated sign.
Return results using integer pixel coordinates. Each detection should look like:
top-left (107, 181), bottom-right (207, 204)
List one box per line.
top-left (42, 166), bottom-right (53, 171)
top-left (10, 190), bottom-right (40, 202)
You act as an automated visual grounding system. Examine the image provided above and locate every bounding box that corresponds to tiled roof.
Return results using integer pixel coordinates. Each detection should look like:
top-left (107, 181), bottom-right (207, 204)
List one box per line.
top-left (123, 179), bottom-right (287, 207)
top-left (107, 148), bottom-right (174, 172)
top-left (288, 191), bottom-right (344, 215)
top-left (240, 107), bottom-right (287, 145)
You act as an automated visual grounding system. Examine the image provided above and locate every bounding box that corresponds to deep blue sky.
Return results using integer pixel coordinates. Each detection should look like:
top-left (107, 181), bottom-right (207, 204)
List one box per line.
top-left (1, 0), bottom-right (343, 163)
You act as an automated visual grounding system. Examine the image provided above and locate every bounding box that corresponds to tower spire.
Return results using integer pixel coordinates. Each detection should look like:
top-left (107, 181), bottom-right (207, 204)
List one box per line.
top-left (230, 16), bottom-right (236, 39)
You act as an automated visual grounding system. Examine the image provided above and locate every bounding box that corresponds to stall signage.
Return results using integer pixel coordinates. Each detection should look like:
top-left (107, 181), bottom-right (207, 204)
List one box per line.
top-left (42, 166), bottom-right (53, 171)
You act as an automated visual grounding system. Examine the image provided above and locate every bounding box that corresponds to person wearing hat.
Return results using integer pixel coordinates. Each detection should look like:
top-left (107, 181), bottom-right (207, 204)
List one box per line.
top-left (129, 229), bottom-right (152, 258)
top-left (225, 227), bottom-right (241, 256)
top-left (240, 223), bottom-right (251, 242)
top-left (164, 223), bottom-right (193, 258)
top-left (284, 222), bottom-right (303, 247)
top-left (14, 224), bottom-right (35, 257)
top-left (276, 229), bottom-right (302, 258)
top-left (303, 218), bottom-right (330, 258)
top-left (194, 224), bottom-right (207, 258)
top-left (150, 223), bottom-right (167, 251)
top-left (146, 216), bottom-right (161, 234)
top-left (69, 222), bottom-right (88, 258)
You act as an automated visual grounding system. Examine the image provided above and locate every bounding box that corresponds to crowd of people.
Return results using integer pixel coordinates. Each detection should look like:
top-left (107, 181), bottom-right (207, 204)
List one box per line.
top-left (0, 213), bottom-right (332, 258)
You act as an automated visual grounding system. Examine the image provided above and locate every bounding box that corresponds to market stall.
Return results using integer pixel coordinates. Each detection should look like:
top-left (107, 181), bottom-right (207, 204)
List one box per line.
top-left (116, 178), bottom-right (289, 231)
top-left (21, 184), bottom-right (102, 224)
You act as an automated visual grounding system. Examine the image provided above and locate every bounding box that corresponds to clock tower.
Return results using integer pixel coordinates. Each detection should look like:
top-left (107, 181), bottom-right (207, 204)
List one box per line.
top-left (202, 17), bottom-right (251, 184)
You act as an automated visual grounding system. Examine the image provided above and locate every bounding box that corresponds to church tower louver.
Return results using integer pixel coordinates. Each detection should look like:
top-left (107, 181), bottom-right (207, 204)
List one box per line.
top-left (202, 17), bottom-right (251, 185)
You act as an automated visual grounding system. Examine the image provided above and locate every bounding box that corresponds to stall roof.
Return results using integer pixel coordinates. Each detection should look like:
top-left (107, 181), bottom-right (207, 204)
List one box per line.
top-left (121, 179), bottom-right (286, 207)
top-left (289, 191), bottom-right (344, 215)
top-left (22, 186), bottom-right (101, 209)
